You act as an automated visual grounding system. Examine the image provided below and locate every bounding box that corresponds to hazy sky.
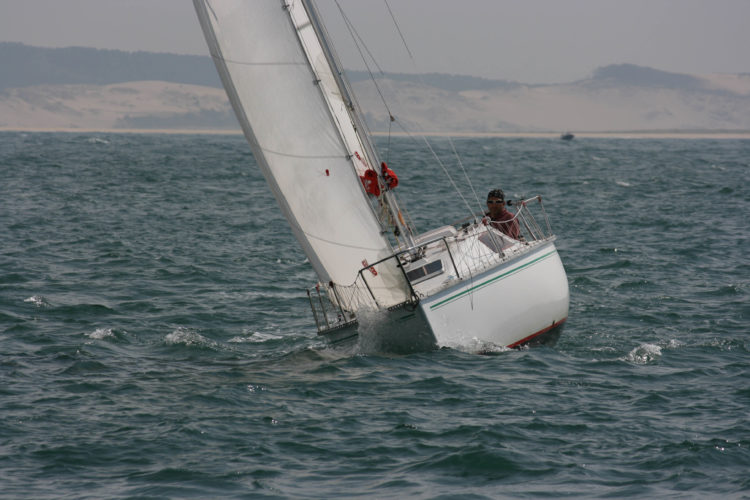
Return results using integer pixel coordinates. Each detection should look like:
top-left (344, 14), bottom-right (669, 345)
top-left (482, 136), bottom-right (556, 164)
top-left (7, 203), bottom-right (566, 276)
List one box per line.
top-left (1, 0), bottom-right (748, 83)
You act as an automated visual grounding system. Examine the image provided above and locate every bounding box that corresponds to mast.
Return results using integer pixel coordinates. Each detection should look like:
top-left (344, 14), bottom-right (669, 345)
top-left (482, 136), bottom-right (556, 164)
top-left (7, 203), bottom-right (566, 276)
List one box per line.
top-left (303, 0), bottom-right (415, 248)
top-left (192, 0), bottom-right (412, 308)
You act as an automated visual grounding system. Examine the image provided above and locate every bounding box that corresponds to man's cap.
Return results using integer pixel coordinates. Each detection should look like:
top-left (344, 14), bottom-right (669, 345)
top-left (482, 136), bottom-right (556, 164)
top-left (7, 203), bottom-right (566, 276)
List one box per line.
top-left (487, 189), bottom-right (505, 201)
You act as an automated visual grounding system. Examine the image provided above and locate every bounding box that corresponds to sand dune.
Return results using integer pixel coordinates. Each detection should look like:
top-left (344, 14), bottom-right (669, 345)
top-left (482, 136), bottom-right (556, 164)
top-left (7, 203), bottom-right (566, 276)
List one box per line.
top-left (2, 74), bottom-right (749, 135)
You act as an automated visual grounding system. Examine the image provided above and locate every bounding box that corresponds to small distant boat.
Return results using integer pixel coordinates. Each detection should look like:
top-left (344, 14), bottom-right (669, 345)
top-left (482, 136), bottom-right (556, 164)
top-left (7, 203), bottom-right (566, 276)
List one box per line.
top-left (560, 132), bottom-right (575, 141)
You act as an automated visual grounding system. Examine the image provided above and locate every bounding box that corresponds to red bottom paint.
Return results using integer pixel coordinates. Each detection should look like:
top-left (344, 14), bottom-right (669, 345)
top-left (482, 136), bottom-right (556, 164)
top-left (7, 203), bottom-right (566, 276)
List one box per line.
top-left (507, 317), bottom-right (568, 349)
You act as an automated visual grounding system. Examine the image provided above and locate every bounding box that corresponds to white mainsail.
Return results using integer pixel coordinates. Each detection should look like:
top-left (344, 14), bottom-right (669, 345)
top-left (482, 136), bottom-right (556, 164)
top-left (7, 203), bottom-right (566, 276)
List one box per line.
top-left (193, 0), bottom-right (410, 307)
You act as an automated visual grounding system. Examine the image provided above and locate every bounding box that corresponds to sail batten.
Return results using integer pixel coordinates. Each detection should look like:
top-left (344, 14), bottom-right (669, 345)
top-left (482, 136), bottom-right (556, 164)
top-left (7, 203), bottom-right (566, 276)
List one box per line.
top-left (193, 0), bottom-right (411, 306)
top-left (260, 147), bottom-right (345, 160)
top-left (213, 59), bottom-right (308, 67)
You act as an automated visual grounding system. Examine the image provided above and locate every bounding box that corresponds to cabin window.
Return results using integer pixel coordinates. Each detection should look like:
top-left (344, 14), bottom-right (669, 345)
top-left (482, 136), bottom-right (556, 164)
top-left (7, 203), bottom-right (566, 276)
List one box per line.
top-left (406, 260), bottom-right (444, 284)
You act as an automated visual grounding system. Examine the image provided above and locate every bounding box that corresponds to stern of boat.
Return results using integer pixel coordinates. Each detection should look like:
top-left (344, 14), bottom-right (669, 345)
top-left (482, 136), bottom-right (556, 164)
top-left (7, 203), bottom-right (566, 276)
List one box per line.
top-left (405, 195), bottom-right (569, 350)
top-left (418, 240), bottom-right (569, 349)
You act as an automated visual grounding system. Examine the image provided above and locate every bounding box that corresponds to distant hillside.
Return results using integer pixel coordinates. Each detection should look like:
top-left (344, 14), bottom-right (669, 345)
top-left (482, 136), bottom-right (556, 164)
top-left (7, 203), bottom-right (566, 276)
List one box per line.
top-left (588, 64), bottom-right (707, 91)
top-left (0, 42), bottom-right (222, 90)
top-left (1, 43), bottom-right (749, 133)
top-left (354, 65), bottom-right (750, 132)
top-left (0, 81), bottom-right (234, 130)
top-left (0, 43), bottom-right (516, 93)
top-left (347, 70), bottom-right (518, 92)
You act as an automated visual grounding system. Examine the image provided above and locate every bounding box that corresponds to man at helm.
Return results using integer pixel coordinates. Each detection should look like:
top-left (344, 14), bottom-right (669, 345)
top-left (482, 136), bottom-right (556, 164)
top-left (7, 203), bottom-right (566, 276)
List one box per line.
top-left (486, 188), bottom-right (520, 239)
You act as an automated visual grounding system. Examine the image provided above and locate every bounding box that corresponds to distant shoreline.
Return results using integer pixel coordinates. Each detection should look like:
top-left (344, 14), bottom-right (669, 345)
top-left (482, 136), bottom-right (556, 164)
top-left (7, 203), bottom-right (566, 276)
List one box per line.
top-left (2, 127), bottom-right (750, 139)
top-left (376, 131), bottom-right (750, 140)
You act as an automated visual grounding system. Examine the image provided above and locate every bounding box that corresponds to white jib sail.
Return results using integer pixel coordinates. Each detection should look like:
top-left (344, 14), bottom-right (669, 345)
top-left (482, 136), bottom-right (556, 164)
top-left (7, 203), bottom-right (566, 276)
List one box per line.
top-left (193, 0), bottom-right (410, 308)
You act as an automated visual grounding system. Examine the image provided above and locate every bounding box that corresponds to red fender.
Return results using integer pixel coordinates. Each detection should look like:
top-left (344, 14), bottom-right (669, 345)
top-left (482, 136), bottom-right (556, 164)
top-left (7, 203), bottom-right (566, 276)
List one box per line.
top-left (381, 162), bottom-right (398, 189)
top-left (359, 169), bottom-right (380, 197)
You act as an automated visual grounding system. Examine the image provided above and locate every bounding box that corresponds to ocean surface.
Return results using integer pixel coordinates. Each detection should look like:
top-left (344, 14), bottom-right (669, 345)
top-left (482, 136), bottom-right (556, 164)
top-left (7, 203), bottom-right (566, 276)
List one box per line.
top-left (1, 131), bottom-right (748, 499)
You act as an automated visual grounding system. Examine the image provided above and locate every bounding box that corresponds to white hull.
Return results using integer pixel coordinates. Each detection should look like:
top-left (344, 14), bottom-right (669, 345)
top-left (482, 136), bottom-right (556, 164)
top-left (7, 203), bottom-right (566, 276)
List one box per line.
top-left (418, 240), bottom-right (568, 350)
top-left (320, 238), bottom-right (569, 353)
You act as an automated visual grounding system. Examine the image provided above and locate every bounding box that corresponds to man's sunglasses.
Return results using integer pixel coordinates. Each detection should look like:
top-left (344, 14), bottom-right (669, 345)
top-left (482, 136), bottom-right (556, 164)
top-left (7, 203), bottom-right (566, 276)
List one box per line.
top-left (486, 200), bottom-right (504, 204)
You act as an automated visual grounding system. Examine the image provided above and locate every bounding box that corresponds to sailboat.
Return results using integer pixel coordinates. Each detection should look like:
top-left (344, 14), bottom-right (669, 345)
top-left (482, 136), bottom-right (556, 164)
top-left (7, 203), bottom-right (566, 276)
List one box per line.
top-left (192, 0), bottom-right (569, 352)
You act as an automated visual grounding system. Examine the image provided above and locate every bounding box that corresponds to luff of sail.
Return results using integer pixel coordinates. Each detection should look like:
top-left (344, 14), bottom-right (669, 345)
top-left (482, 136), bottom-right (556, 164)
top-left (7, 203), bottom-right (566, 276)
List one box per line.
top-left (193, 0), bottom-right (411, 308)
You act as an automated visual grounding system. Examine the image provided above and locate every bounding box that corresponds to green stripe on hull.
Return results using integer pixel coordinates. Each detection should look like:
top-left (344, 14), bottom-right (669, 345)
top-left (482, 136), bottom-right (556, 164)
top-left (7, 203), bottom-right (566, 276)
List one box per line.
top-left (429, 249), bottom-right (557, 311)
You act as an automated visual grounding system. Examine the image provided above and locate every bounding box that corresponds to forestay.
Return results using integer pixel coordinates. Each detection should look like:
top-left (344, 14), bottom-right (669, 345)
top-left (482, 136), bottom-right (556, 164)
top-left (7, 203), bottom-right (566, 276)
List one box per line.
top-left (193, 0), bottom-right (410, 307)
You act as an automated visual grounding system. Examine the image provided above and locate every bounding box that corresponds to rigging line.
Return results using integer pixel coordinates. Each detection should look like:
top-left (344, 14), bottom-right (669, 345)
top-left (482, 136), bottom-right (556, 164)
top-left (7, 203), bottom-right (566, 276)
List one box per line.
top-left (392, 118), bottom-right (475, 216)
top-left (382, 0), bottom-right (481, 217)
top-left (333, 0), bottom-right (393, 120)
top-left (334, 1), bottom-right (385, 76)
top-left (449, 138), bottom-right (484, 213)
top-left (383, 0), bottom-right (413, 61)
top-left (385, 110), bottom-right (396, 165)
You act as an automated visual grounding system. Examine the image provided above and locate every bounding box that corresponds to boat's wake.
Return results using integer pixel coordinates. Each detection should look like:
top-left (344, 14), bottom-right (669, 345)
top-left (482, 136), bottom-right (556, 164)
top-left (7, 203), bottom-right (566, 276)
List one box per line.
top-left (326, 309), bottom-right (521, 356)
top-left (334, 308), bottom-right (434, 355)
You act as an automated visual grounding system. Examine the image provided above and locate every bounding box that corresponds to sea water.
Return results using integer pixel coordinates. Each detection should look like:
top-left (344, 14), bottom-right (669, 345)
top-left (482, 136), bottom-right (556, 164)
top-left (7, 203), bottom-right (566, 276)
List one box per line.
top-left (1, 132), bottom-right (748, 498)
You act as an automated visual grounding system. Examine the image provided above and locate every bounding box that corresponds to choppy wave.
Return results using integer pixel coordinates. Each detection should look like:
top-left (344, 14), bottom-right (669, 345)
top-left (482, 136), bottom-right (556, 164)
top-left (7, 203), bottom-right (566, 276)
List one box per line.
top-left (88, 327), bottom-right (116, 339)
top-left (1, 133), bottom-right (748, 498)
top-left (164, 327), bottom-right (218, 349)
top-left (86, 137), bottom-right (110, 145)
top-left (24, 295), bottom-right (49, 307)
top-left (625, 343), bottom-right (662, 364)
